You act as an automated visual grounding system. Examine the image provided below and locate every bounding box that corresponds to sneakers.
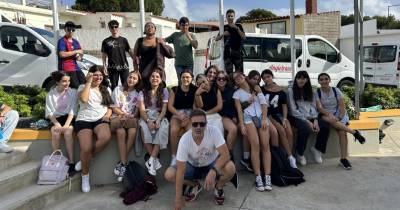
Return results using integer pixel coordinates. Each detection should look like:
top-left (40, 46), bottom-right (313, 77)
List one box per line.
top-left (353, 130), bottom-right (366, 144)
top-left (288, 155), bottom-right (298, 169)
top-left (240, 158), bottom-right (253, 172)
top-left (75, 161), bottom-right (82, 171)
top-left (296, 154), bottom-right (307, 166)
top-left (154, 158), bottom-right (162, 170)
top-left (214, 188), bottom-right (225, 205)
top-left (310, 146), bottom-right (323, 164)
top-left (185, 182), bottom-right (203, 202)
top-left (340, 158), bottom-right (352, 170)
top-left (264, 175), bottom-right (272, 191)
top-left (0, 142), bottom-right (13, 153)
top-left (81, 174), bottom-right (90, 193)
top-left (145, 158), bottom-right (156, 176)
top-left (255, 175), bottom-right (265, 192)
top-left (114, 162), bottom-right (126, 182)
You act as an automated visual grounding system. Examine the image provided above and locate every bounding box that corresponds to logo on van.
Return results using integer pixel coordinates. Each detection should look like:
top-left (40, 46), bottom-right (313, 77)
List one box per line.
top-left (269, 65), bottom-right (291, 73)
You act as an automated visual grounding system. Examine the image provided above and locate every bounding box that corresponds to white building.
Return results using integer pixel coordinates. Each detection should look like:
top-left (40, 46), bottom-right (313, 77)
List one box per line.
top-left (340, 19), bottom-right (400, 62)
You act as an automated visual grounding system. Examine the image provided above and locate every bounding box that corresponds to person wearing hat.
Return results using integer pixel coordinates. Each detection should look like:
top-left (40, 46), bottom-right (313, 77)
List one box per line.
top-left (163, 17), bottom-right (198, 80)
top-left (101, 20), bottom-right (134, 90)
top-left (57, 21), bottom-right (86, 89)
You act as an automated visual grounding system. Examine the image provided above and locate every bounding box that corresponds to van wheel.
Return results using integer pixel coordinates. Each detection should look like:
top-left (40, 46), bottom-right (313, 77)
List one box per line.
top-left (337, 79), bottom-right (354, 89)
top-left (44, 80), bottom-right (56, 91)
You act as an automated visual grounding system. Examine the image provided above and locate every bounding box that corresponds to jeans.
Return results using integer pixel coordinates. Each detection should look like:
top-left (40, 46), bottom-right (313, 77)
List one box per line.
top-left (0, 110), bottom-right (19, 143)
top-left (109, 69), bottom-right (129, 90)
top-left (289, 116), bottom-right (330, 156)
top-left (175, 65), bottom-right (193, 79)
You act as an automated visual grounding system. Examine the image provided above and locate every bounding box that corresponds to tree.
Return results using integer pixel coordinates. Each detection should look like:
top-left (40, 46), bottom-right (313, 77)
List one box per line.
top-left (237, 8), bottom-right (277, 23)
top-left (73, 0), bottom-right (164, 15)
top-left (341, 14), bottom-right (400, 29)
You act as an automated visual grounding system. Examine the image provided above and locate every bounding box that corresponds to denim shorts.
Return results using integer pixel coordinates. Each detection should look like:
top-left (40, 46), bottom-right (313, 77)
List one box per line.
top-left (243, 113), bottom-right (270, 126)
top-left (184, 161), bottom-right (216, 181)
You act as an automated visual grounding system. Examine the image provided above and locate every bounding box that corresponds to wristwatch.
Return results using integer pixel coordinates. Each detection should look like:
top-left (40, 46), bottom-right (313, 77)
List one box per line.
top-left (211, 166), bottom-right (221, 179)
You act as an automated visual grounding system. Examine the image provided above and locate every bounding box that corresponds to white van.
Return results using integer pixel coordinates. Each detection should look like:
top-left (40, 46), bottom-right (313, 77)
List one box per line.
top-left (0, 22), bottom-right (101, 89)
top-left (363, 43), bottom-right (400, 87)
top-left (205, 33), bottom-right (355, 88)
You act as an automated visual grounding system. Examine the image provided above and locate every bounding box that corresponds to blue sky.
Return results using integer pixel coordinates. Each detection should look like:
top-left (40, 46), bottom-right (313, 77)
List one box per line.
top-left (61, 0), bottom-right (400, 21)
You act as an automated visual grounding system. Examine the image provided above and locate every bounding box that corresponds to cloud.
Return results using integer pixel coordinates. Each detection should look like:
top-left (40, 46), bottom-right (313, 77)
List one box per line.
top-left (163, 0), bottom-right (189, 19)
top-left (269, 8), bottom-right (305, 16)
top-left (320, 0), bottom-right (400, 18)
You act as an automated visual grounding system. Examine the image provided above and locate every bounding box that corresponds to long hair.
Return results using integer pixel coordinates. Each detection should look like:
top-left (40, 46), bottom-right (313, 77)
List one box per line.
top-left (293, 70), bottom-right (313, 102)
top-left (143, 69), bottom-right (166, 109)
top-left (88, 65), bottom-right (112, 106)
top-left (216, 70), bottom-right (233, 90)
top-left (246, 70), bottom-right (261, 93)
top-left (123, 70), bottom-right (142, 93)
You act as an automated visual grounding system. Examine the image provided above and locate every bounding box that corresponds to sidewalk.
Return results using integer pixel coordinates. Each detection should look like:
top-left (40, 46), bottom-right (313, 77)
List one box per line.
top-left (46, 138), bottom-right (400, 210)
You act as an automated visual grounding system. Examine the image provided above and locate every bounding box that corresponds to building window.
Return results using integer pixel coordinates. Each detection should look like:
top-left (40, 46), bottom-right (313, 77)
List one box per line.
top-left (257, 21), bottom-right (286, 34)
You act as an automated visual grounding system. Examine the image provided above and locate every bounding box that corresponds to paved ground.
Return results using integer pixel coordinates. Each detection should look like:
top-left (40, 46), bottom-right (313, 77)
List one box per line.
top-left (45, 128), bottom-right (400, 210)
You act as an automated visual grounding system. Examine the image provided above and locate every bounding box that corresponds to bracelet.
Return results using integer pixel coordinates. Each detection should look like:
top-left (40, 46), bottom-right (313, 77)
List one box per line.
top-left (211, 166), bottom-right (221, 178)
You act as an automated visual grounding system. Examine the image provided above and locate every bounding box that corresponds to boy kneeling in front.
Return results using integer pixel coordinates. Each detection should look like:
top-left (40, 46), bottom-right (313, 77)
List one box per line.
top-left (164, 109), bottom-right (236, 209)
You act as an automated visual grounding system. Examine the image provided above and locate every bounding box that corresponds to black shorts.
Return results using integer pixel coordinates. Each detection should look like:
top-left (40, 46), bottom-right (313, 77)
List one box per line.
top-left (74, 119), bottom-right (109, 133)
top-left (54, 115), bottom-right (75, 126)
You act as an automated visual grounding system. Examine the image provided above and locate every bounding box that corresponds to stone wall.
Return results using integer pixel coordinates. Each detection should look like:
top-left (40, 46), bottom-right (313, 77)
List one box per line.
top-left (303, 11), bottom-right (341, 48)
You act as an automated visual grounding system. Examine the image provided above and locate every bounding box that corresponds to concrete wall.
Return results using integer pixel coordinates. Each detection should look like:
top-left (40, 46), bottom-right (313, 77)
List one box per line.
top-left (303, 11), bottom-right (341, 47)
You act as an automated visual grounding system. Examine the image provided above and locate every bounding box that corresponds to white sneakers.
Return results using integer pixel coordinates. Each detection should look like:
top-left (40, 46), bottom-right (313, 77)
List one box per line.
top-left (296, 154), bottom-right (307, 166)
top-left (288, 155), bottom-right (298, 168)
top-left (75, 161), bottom-right (82, 171)
top-left (310, 146), bottom-right (323, 164)
top-left (145, 156), bottom-right (162, 176)
top-left (0, 142), bottom-right (13, 153)
top-left (81, 174), bottom-right (90, 193)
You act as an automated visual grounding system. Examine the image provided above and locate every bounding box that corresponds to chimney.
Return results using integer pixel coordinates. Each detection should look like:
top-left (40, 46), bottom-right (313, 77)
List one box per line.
top-left (306, 0), bottom-right (317, 14)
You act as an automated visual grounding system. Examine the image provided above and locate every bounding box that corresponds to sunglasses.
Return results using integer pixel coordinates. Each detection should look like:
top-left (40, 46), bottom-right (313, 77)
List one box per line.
top-left (110, 25), bottom-right (118, 29)
top-left (217, 77), bottom-right (227, 82)
top-left (66, 28), bottom-right (75, 32)
top-left (192, 122), bottom-right (206, 127)
top-left (319, 78), bottom-right (329, 81)
top-left (180, 23), bottom-right (189, 26)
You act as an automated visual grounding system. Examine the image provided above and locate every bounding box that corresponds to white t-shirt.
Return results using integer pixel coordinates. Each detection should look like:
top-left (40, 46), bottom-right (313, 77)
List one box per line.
top-left (76, 84), bottom-right (111, 122)
top-left (111, 85), bottom-right (143, 115)
top-left (176, 125), bottom-right (225, 167)
top-left (233, 88), bottom-right (267, 117)
top-left (45, 88), bottom-right (77, 118)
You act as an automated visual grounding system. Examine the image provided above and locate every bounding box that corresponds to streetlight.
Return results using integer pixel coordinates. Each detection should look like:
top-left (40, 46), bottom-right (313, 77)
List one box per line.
top-left (388, 4), bottom-right (400, 17)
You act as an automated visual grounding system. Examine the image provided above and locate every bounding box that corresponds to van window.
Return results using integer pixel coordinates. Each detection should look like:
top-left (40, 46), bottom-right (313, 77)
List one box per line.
top-left (242, 37), bottom-right (262, 60)
top-left (307, 38), bottom-right (338, 63)
top-left (0, 26), bottom-right (50, 57)
top-left (377, 45), bottom-right (396, 63)
top-left (262, 38), bottom-right (302, 62)
top-left (363, 46), bottom-right (376, 63)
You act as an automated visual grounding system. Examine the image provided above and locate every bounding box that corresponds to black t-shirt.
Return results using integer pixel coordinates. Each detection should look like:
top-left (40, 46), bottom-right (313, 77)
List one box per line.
top-left (224, 23), bottom-right (244, 51)
top-left (201, 87), bottom-right (218, 111)
top-left (101, 36), bottom-right (130, 70)
top-left (262, 88), bottom-right (287, 116)
top-left (172, 84), bottom-right (197, 110)
top-left (219, 87), bottom-right (237, 119)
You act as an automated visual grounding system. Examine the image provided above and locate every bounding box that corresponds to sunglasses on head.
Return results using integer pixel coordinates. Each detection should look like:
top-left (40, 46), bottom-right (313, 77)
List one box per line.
top-left (66, 28), bottom-right (75, 32)
top-left (217, 77), bottom-right (227, 82)
top-left (192, 122), bottom-right (206, 128)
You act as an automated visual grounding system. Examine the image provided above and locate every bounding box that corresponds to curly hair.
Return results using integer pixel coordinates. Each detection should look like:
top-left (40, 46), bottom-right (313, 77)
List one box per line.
top-left (143, 69), bottom-right (165, 109)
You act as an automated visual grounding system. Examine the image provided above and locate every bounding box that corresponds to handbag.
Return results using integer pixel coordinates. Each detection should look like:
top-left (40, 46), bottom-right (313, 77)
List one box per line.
top-left (251, 98), bottom-right (262, 128)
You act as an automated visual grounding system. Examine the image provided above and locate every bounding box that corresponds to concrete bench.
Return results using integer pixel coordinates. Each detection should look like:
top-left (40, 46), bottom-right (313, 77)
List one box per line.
top-left (10, 110), bottom-right (391, 185)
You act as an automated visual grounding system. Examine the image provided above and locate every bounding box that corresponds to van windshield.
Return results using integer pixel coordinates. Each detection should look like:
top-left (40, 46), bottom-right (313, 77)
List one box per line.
top-left (30, 27), bottom-right (55, 44)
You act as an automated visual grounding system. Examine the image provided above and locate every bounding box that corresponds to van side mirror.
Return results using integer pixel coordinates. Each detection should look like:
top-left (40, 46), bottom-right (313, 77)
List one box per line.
top-left (337, 53), bottom-right (342, 63)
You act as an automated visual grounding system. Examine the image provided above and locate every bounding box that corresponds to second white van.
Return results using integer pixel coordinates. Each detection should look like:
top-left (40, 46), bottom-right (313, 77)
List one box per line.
top-left (205, 33), bottom-right (355, 88)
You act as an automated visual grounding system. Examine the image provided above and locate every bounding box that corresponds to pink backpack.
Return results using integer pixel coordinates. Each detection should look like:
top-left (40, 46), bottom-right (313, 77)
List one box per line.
top-left (37, 150), bottom-right (69, 185)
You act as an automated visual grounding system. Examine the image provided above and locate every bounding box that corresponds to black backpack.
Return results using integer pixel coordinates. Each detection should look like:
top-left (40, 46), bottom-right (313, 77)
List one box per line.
top-left (123, 160), bottom-right (147, 192)
top-left (270, 146), bottom-right (305, 187)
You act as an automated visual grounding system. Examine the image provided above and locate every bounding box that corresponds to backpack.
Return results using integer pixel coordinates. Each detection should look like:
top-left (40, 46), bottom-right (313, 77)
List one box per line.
top-left (120, 161), bottom-right (158, 205)
top-left (123, 160), bottom-right (147, 192)
top-left (37, 150), bottom-right (69, 185)
top-left (317, 87), bottom-right (339, 114)
top-left (270, 146), bottom-right (305, 187)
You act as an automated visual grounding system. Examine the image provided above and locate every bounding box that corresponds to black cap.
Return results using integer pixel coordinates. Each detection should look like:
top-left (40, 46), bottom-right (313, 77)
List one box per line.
top-left (64, 21), bottom-right (81, 29)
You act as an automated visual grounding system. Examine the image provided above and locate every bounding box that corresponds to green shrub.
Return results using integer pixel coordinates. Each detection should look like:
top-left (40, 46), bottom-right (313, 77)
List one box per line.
top-left (340, 86), bottom-right (355, 101)
top-left (343, 95), bottom-right (356, 120)
top-left (361, 85), bottom-right (398, 109)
